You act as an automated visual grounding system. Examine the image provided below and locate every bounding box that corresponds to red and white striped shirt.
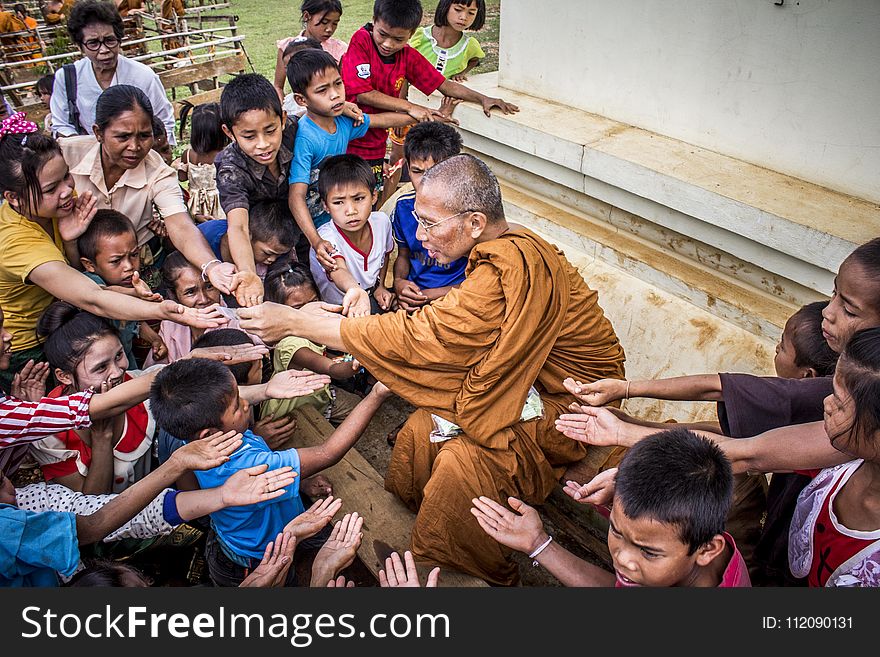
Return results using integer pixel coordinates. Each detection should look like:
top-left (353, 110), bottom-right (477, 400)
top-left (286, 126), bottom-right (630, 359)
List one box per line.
top-left (0, 391), bottom-right (93, 448)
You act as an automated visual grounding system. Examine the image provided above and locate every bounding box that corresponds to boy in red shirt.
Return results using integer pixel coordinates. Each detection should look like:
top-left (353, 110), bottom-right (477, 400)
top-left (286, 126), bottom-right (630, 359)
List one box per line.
top-left (341, 0), bottom-right (517, 196)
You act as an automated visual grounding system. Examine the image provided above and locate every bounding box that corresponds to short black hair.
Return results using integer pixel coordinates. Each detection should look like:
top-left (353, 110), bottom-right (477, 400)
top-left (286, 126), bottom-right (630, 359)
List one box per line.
top-left (317, 154), bottom-right (376, 201)
top-left (434, 0), bottom-right (485, 31)
top-left (150, 359), bottom-right (238, 442)
top-left (150, 113), bottom-right (166, 140)
top-left (220, 73), bottom-right (283, 129)
top-left (615, 428), bottom-right (733, 554)
top-left (264, 261), bottom-right (318, 305)
top-left (286, 48), bottom-right (339, 96)
top-left (68, 0), bottom-right (125, 45)
top-left (36, 74), bottom-right (55, 96)
top-left (250, 200), bottom-right (298, 249)
top-left (191, 329), bottom-right (256, 386)
top-left (373, 0), bottom-right (423, 31)
top-left (404, 121), bottom-right (463, 164)
top-left (788, 301), bottom-right (839, 377)
top-left (77, 209), bottom-right (137, 261)
top-left (282, 35), bottom-right (322, 60)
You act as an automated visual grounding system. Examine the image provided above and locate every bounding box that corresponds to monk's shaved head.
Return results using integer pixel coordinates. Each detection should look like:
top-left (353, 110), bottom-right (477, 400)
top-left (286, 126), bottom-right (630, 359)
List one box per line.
top-left (420, 154), bottom-right (505, 225)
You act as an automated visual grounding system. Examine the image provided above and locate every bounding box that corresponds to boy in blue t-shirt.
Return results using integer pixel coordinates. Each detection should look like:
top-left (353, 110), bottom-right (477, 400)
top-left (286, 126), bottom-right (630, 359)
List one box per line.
top-left (286, 48), bottom-right (417, 272)
top-left (149, 358), bottom-right (391, 586)
top-left (390, 122), bottom-right (467, 312)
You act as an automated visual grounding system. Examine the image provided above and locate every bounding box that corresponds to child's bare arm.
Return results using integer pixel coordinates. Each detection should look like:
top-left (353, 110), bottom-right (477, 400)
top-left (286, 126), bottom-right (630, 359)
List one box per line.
top-left (470, 496), bottom-right (613, 587)
top-left (290, 346), bottom-right (359, 380)
top-left (297, 383), bottom-right (392, 478)
top-left (437, 79), bottom-right (519, 117)
top-left (564, 374), bottom-right (724, 406)
top-left (451, 57), bottom-right (482, 82)
top-left (289, 183), bottom-right (336, 271)
top-left (367, 111), bottom-right (417, 131)
top-left (225, 208), bottom-right (258, 276)
top-left (721, 421), bottom-right (848, 475)
top-left (273, 47), bottom-right (287, 101)
top-left (329, 260), bottom-right (371, 317)
top-left (372, 253), bottom-right (395, 311)
top-left (354, 90), bottom-right (450, 123)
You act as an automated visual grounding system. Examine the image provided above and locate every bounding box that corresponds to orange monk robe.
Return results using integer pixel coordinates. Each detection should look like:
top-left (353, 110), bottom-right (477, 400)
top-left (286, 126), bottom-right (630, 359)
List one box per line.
top-left (341, 228), bottom-right (626, 585)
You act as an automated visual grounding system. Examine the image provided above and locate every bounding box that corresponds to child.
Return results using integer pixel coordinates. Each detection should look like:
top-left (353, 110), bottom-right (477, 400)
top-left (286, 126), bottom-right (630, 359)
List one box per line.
top-left (472, 428), bottom-right (751, 587)
top-left (31, 302), bottom-right (156, 494)
top-left (198, 199), bottom-right (297, 281)
top-left (340, 0), bottom-right (518, 199)
top-left (277, 36), bottom-right (323, 118)
top-left (216, 73), bottom-right (302, 307)
top-left (274, 0), bottom-right (348, 101)
top-left (149, 357), bottom-right (391, 586)
top-left (786, 327), bottom-right (880, 586)
top-left (411, 0), bottom-right (486, 81)
top-left (36, 74), bottom-right (54, 133)
top-left (151, 113), bottom-right (173, 166)
top-left (176, 101), bottom-right (229, 222)
top-left (308, 154), bottom-right (396, 316)
top-left (261, 262), bottom-right (362, 426)
top-left (286, 48), bottom-right (419, 259)
top-left (145, 251), bottom-right (245, 365)
top-left (391, 121), bottom-right (467, 311)
top-left (77, 209), bottom-right (168, 367)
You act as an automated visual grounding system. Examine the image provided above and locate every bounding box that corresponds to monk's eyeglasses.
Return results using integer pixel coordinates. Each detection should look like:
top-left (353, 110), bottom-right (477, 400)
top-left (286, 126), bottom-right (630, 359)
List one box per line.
top-left (412, 209), bottom-right (472, 235)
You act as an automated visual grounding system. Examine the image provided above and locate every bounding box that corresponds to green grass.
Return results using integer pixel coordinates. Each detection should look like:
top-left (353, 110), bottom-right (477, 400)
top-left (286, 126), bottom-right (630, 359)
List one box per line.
top-left (229, 0), bottom-right (501, 80)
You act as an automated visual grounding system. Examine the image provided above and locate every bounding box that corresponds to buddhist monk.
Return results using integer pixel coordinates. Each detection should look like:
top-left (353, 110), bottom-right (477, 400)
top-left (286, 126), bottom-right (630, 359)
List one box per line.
top-left (238, 154), bottom-right (626, 585)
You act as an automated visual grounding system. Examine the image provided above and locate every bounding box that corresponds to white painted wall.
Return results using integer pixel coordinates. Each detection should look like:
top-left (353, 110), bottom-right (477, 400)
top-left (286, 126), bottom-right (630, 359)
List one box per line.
top-left (499, 0), bottom-right (880, 204)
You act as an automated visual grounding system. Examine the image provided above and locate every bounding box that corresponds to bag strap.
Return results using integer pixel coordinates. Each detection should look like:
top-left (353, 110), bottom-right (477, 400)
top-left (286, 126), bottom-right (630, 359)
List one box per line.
top-left (62, 64), bottom-right (87, 136)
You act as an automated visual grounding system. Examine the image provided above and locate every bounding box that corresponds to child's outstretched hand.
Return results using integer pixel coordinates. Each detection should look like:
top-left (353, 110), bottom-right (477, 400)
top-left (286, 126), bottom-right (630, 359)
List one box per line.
top-left (470, 496), bottom-right (547, 555)
top-left (341, 101), bottom-right (364, 126)
top-left (131, 271), bottom-right (162, 302)
top-left (220, 464), bottom-right (298, 508)
top-left (393, 279), bottom-right (428, 311)
top-left (310, 512), bottom-right (364, 586)
top-left (230, 270), bottom-right (265, 307)
top-left (11, 359), bottom-right (49, 402)
top-left (326, 576), bottom-right (356, 588)
top-left (373, 285), bottom-right (395, 312)
top-left (342, 287), bottom-right (371, 318)
top-left (266, 369), bottom-right (331, 400)
top-left (378, 551), bottom-right (440, 588)
top-left (239, 531), bottom-right (297, 588)
top-left (284, 495), bottom-right (343, 541)
top-left (172, 429), bottom-right (242, 471)
top-left (161, 301), bottom-right (230, 329)
top-left (479, 95), bottom-right (519, 117)
top-left (563, 467), bottom-right (617, 507)
top-left (555, 404), bottom-right (623, 447)
top-left (439, 95), bottom-right (462, 119)
top-left (186, 342), bottom-right (269, 364)
top-left (255, 415), bottom-right (299, 451)
top-left (563, 377), bottom-right (627, 407)
top-left (149, 336), bottom-right (168, 361)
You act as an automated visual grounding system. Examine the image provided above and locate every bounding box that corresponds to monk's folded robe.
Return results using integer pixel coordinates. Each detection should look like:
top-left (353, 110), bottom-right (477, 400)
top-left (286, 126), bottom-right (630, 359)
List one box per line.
top-left (341, 228), bottom-right (625, 585)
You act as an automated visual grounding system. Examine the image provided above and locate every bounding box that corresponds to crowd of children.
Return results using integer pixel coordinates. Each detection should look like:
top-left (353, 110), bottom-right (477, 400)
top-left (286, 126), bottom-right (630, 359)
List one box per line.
top-left (0, 0), bottom-right (875, 590)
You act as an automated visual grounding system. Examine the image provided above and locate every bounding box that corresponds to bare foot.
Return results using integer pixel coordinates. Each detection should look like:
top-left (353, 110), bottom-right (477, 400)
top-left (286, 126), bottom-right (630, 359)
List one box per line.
top-left (301, 474), bottom-right (332, 498)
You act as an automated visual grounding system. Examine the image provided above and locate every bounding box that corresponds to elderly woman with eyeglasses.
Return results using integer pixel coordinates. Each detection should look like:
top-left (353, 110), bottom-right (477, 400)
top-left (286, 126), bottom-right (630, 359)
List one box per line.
top-left (49, 0), bottom-right (175, 144)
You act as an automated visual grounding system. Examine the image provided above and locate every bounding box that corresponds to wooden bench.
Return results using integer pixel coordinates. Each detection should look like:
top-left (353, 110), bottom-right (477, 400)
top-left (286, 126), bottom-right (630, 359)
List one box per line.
top-left (292, 405), bottom-right (488, 587)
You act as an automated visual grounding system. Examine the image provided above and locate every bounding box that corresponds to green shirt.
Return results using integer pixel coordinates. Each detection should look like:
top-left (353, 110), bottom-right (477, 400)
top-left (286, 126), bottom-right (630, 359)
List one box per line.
top-left (261, 336), bottom-right (332, 419)
top-left (409, 26), bottom-right (485, 78)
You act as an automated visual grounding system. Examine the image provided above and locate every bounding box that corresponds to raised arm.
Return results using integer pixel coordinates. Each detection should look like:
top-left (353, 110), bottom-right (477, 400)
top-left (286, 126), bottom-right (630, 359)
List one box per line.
top-left (564, 374), bottom-right (724, 407)
top-left (720, 421), bottom-right (848, 474)
top-left (164, 211), bottom-right (236, 295)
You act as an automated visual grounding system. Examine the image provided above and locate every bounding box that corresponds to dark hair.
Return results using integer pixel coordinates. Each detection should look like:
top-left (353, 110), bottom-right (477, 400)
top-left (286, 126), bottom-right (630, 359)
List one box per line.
top-left (13, 3), bottom-right (27, 16)
top-left (373, 0), bottom-right (423, 31)
top-left (250, 200), bottom-right (298, 248)
top-left (37, 301), bottom-right (121, 385)
top-left (787, 301), bottom-right (839, 377)
top-left (615, 428), bottom-right (733, 554)
top-left (282, 35), bottom-right (322, 60)
top-left (832, 327), bottom-right (880, 455)
top-left (0, 131), bottom-right (62, 217)
top-left (264, 261), bottom-right (318, 305)
top-left (94, 85), bottom-right (154, 133)
top-left (434, 0), bottom-right (485, 31)
top-left (36, 74), bottom-right (55, 96)
top-left (150, 358), bottom-right (238, 442)
top-left (301, 0), bottom-right (343, 19)
top-left (286, 48), bottom-right (339, 95)
top-left (160, 250), bottom-right (198, 300)
top-left (178, 101), bottom-right (229, 154)
top-left (220, 73), bottom-right (283, 129)
top-left (67, 0), bottom-right (125, 45)
top-left (420, 153), bottom-right (504, 224)
top-left (317, 154), bottom-right (376, 201)
top-left (404, 121), bottom-right (462, 164)
top-left (77, 208), bottom-right (137, 262)
top-left (150, 114), bottom-right (166, 140)
top-left (192, 329), bottom-right (256, 385)
top-left (847, 237), bottom-right (880, 314)
top-left (66, 560), bottom-right (151, 587)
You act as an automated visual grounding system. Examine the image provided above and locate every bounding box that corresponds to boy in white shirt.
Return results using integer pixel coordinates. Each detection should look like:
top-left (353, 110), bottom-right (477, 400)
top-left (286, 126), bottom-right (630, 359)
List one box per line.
top-left (309, 155), bottom-right (395, 316)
